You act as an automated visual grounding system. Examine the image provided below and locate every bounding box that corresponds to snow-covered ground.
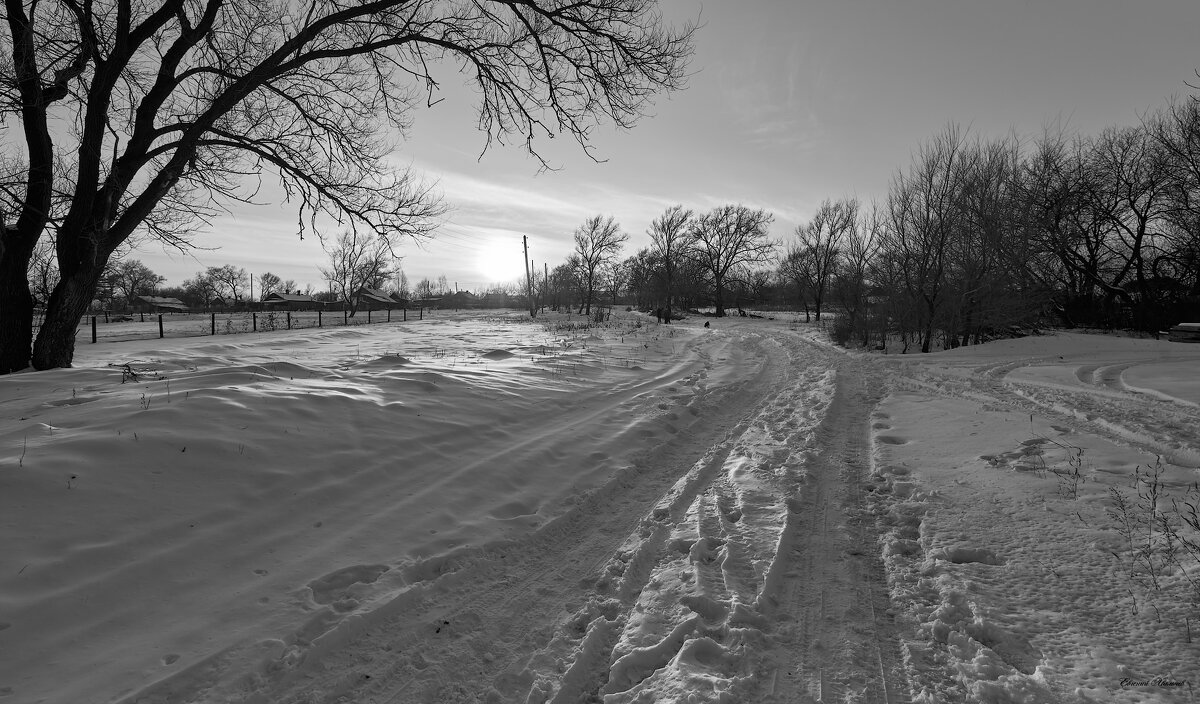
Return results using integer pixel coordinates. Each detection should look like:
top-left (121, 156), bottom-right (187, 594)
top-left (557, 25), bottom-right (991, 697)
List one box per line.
top-left (2, 310), bottom-right (1198, 703)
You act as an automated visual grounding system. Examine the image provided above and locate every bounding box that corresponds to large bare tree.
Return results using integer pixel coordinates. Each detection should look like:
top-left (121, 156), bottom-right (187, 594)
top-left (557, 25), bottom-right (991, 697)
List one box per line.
top-left (108, 259), bottom-right (165, 306)
top-left (320, 229), bottom-right (393, 317)
top-left (647, 204), bottom-right (692, 322)
top-left (687, 204), bottom-right (775, 317)
top-left (572, 214), bottom-right (628, 315)
top-left (0, 0), bottom-right (694, 372)
top-left (792, 197), bottom-right (857, 321)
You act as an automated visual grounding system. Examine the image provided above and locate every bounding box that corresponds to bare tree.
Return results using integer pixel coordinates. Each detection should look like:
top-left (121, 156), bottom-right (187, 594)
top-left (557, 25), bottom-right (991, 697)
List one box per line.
top-left (203, 265), bottom-right (249, 305)
top-left (778, 244), bottom-right (815, 321)
top-left (687, 205), bottom-right (776, 317)
top-left (793, 198), bottom-right (857, 320)
top-left (648, 204), bottom-right (692, 322)
top-left (26, 236), bottom-right (57, 307)
top-left (573, 215), bottom-right (628, 315)
top-left (258, 272), bottom-right (283, 300)
top-left (882, 125), bottom-right (971, 352)
top-left (321, 230), bottom-right (392, 317)
top-left (109, 260), bottom-right (165, 307)
top-left (182, 271), bottom-right (222, 309)
top-left (548, 259), bottom-right (580, 312)
top-left (395, 269), bottom-right (411, 301)
top-left (0, 0), bottom-right (694, 373)
top-left (832, 201), bottom-right (882, 345)
top-left (1147, 99), bottom-right (1200, 301)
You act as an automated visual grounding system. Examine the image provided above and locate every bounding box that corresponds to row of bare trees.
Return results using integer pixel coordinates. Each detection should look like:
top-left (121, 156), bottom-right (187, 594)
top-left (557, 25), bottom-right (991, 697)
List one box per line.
top-left (830, 106), bottom-right (1200, 352)
top-left (771, 106), bottom-right (1200, 352)
top-left (611, 102), bottom-right (1198, 351)
top-left (540, 204), bottom-right (778, 319)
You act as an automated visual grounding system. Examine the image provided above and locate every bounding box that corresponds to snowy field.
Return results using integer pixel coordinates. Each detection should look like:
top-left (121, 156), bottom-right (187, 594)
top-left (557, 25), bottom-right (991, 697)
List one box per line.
top-left (2, 310), bottom-right (1199, 703)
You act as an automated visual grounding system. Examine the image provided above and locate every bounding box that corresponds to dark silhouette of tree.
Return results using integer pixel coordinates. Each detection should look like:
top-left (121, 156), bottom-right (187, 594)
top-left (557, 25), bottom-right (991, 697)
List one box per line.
top-left (572, 215), bottom-right (628, 315)
top-left (687, 205), bottom-right (775, 317)
top-left (792, 198), bottom-right (857, 321)
top-left (778, 243), bottom-right (815, 321)
top-left (321, 230), bottom-right (392, 317)
top-left (882, 126), bottom-right (970, 352)
top-left (0, 0), bottom-right (694, 372)
top-left (258, 272), bottom-right (283, 300)
top-left (108, 260), bottom-right (165, 307)
top-left (648, 204), bottom-right (692, 323)
top-left (205, 265), bottom-right (249, 305)
top-left (182, 270), bottom-right (222, 309)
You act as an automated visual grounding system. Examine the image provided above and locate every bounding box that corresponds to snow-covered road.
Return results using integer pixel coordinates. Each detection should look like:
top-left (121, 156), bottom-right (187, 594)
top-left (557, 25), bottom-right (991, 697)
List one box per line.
top-left (4, 311), bottom-right (1200, 703)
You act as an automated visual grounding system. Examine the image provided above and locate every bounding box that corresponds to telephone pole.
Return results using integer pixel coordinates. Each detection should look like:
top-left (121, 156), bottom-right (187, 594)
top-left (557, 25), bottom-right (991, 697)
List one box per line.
top-left (523, 236), bottom-right (535, 318)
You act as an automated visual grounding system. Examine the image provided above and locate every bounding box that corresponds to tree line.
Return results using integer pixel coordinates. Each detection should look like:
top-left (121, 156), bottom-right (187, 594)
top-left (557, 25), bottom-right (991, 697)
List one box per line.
top-left (545, 102), bottom-right (1200, 353)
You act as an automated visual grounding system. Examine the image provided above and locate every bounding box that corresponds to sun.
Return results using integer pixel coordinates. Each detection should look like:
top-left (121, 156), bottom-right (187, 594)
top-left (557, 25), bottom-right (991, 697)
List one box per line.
top-left (475, 236), bottom-right (529, 285)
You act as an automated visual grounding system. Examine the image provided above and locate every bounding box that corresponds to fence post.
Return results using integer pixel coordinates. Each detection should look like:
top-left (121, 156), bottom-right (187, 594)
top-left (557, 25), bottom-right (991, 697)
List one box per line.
top-left (140, 311), bottom-right (145, 323)
top-left (318, 310), bottom-right (322, 327)
top-left (420, 307), bottom-right (423, 321)
top-left (387, 309), bottom-right (391, 323)
top-left (403, 308), bottom-right (407, 321)
top-left (158, 314), bottom-right (164, 339)
top-left (91, 316), bottom-right (97, 343)
top-left (368, 309), bottom-right (372, 324)
top-left (252, 312), bottom-right (257, 332)
top-left (344, 310), bottom-right (348, 326)
top-left (287, 311), bottom-right (292, 330)
top-left (211, 312), bottom-right (216, 335)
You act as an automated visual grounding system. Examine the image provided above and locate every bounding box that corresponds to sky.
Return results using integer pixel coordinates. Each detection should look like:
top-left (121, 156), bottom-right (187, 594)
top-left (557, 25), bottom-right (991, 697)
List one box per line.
top-left (134, 0), bottom-right (1200, 295)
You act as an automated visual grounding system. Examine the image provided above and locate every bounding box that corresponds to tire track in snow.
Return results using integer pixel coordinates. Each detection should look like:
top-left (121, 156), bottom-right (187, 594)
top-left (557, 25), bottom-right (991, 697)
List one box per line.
top-left (188, 327), bottom-right (785, 704)
top-left (908, 355), bottom-right (1200, 468)
top-left (552, 327), bottom-right (909, 703)
top-left (756, 355), bottom-right (908, 704)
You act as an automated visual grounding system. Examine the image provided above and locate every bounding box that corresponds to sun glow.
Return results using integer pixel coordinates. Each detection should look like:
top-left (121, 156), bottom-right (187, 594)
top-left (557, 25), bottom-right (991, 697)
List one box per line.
top-left (475, 236), bottom-right (529, 285)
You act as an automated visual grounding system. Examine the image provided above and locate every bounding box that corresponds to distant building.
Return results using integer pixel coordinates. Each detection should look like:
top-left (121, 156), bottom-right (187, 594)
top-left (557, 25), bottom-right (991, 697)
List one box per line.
top-left (355, 287), bottom-right (400, 311)
top-left (132, 296), bottom-right (189, 313)
top-left (441, 290), bottom-right (478, 309)
top-left (261, 292), bottom-right (319, 310)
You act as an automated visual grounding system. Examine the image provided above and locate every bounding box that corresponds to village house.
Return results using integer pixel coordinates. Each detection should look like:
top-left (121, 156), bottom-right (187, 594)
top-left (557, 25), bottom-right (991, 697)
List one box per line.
top-left (132, 295), bottom-right (189, 313)
top-left (261, 291), bottom-right (319, 310)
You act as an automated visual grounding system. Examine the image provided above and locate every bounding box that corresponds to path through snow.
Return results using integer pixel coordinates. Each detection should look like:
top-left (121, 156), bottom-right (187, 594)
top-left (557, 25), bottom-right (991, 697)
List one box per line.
top-left (5, 313), bottom-right (1200, 703)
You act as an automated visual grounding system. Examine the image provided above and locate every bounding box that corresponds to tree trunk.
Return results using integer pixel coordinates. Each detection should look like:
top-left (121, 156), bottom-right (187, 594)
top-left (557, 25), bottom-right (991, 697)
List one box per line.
top-left (713, 281), bottom-right (725, 317)
top-left (0, 251), bottom-right (36, 373)
top-left (31, 264), bottom-right (107, 370)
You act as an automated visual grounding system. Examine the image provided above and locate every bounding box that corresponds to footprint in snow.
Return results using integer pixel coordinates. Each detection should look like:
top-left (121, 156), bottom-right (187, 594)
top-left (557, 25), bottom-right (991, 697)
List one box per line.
top-left (931, 545), bottom-right (1004, 565)
top-left (489, 500), bottom-right (535, 520)
top-left (308, 564), bottom-right (390, 605)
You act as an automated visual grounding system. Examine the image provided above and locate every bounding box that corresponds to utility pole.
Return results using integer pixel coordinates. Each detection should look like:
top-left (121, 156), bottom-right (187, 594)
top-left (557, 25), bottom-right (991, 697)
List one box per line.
top-left (523, 236), bottom-right (535, 318)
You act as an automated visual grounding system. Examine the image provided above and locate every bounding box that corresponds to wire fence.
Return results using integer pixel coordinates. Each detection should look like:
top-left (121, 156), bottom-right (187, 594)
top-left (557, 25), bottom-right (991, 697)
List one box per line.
top-left (36, 307), bottom-right (427, 345)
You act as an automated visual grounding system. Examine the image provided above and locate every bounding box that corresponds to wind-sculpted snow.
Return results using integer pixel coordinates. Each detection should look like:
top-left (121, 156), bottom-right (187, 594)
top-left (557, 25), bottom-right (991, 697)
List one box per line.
top-left (872, 331), bottom-right (1200, 703)
top-left (5, 315), bottom-right (1200, 703)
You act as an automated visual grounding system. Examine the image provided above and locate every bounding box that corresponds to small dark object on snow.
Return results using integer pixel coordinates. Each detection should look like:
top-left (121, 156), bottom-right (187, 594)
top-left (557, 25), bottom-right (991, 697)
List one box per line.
top-left (704, 321), bottom-right (710, 328)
